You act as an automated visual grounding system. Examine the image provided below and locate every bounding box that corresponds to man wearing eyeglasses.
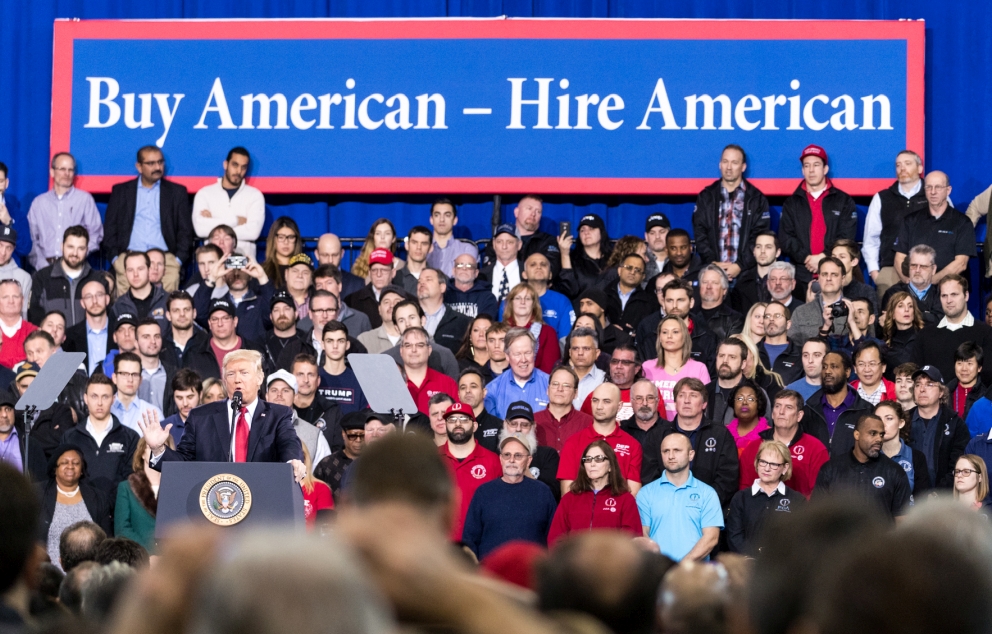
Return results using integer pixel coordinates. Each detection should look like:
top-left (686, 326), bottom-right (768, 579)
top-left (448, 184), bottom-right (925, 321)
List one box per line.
top-left (880, 245), bottom-right (943, 326)
top-left (63, 279), bottom-right (114, 375)
top-left (402, 326), bottom-right (457, 416)
top-left (105, 146), bottom-right (193, 293)
top-left (437, 401), bottom-right (502, 541)
top-left (462, 431), bottom-right (556, 558)
top-left (813, 414), bottom-right (910, 520)
top-left (566, 327), bottom-right (604, 408)
top-left (110, 351), bottom-right (163, 433)
top-left (603, 253), bottom-right (657, 338)
top-left (314, 410), bottom-right (366, 504)
top-left (619, 379), bottom-right (665, 444)
top-left (445, 253), bottom-right (498, 320)
top-left (893, 171), bottom-right (974, 287)
top-left (26, 152), bottom-right (103, 272)
top-left (579, 344), bottom-right (642, 421)
top-left (907, 365), bottom-right (970, 489)
top-left (850, 341), bottom-right (894, 406)
top-left (183, 299), bottom-right (267, 381)
top-left (535, 366), bottom-right (592, 452)
top-left (499, 401), bottom-right (560, 497)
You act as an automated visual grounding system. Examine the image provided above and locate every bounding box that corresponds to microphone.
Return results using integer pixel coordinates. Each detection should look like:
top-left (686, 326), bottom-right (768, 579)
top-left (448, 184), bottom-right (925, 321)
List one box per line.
top-left (231, 390), bottom-right (243, 413)
top-left (229, 390), bottom-right (244, 463)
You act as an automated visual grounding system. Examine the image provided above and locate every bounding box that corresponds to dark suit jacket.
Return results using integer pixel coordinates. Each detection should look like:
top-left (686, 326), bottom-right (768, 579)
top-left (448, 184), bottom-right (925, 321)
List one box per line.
top-left (344, 283), bottom-right (384, 329)
top-left (341, 270), bottom-right (365, 299)
top-left (63, 317), bottom-right (118, 374)
top-left (156, 399), bottom-right (303, 465)
top-left (103, 177), bottom-right (194, 264)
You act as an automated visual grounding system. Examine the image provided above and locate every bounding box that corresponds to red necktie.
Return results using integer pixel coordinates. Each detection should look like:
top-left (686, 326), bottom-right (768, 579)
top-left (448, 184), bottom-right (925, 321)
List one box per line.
top-left (234, 406), bottom-right (249, 462)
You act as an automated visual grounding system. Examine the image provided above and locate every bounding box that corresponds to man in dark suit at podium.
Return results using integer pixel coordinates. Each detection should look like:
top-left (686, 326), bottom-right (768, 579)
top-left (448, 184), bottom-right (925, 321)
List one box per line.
top-left (138, 349), bottom-right (306, 482)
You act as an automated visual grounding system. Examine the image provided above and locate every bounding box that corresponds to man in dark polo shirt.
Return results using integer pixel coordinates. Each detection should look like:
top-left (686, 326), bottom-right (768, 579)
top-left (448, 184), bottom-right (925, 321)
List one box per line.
top-left (893, 171), bottom-right (975, 287)
top-left (813, 413), bottom-right (911, 520)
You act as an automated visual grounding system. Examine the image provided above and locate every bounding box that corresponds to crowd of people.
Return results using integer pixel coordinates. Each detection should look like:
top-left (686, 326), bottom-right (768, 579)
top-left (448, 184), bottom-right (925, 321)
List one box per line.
top-left (1, 141), bottom-right (992, 633)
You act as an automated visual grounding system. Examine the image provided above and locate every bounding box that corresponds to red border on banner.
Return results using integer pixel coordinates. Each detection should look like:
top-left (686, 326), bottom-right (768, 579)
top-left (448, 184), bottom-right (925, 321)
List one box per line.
top-left (51, 18), bottom-right (925, 196)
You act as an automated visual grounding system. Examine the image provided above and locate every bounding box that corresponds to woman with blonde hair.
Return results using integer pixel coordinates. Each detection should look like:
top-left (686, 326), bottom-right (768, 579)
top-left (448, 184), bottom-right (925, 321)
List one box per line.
top-left (643, 315), bottom-right (710, 421)
top-left (115, 435), bottom-right (176, 552)
top-left (301, 443), bottom-right (333, 529)
top-left (731, 334), bottom-right (783, 401)
top-left (741, 302), bottom-right (768, 345)
top-left (262, 217), bottom-right (302, 289)
top-left (953, 454), bottom-right (989, 511)
top-left (351, 218), bottom-right (404, 280)
top-left (726, 440), bottom-right (806, 554)
top-left (501, 283), bottom-right (561, 373)
top-left (201, 377), bottom-right (228, 404)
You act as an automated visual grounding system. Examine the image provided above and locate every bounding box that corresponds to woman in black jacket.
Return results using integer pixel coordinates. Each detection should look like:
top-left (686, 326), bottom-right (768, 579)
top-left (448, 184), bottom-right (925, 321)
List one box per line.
top-left (38, 444), bottom-right (113, 569)
top-left (881, 291), bottom-right (924, 381)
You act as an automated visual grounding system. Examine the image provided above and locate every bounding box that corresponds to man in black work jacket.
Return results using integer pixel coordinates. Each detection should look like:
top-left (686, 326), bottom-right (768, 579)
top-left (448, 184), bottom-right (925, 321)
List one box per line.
top-left (778, 145), bottom-right (858, 286)
top-left (907, 365), bottom-right (971, 488)
top-left (640, 377), bottom-right (739, 510)
top-left (801, 351), bottom-right (872, 456)
top-left (692, 144), bottom-right (770, 282)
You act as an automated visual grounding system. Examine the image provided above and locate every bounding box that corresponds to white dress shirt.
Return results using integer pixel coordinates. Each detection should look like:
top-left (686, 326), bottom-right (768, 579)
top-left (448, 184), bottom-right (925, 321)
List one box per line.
top-left (491, 260), bottom-right (521, 299)
top-left (228, 397), bottom-right (260, 460)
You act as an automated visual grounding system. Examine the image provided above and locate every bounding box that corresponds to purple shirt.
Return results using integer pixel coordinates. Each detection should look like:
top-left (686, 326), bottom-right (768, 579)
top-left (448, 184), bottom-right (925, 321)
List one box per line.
top-left (0, 428), bottom-right (22, 472)
top-left (27, 186), bottom-right (103, 270)
top-left (821, 390), bottom-right (857, 436)
top-left (426, 237), bottom-right (479, 278)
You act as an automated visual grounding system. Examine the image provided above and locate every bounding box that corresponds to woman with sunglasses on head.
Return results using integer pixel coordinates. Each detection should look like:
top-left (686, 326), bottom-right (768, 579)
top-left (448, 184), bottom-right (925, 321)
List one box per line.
top-left (953, 454), bottom-right (990, 512)
top-left (547, 440), bottom-right (642, 545)
top-left (726, 440), bottom-right (806, 555)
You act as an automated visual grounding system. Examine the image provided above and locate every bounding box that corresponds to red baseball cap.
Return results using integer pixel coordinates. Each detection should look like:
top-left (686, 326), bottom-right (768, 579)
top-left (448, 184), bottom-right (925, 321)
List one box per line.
top-left (368, 248), bottom-right (394, 267)
top-left (799, 144), bottom-right (828, 164)
top-left (442, 401), bottom-right (476, 422)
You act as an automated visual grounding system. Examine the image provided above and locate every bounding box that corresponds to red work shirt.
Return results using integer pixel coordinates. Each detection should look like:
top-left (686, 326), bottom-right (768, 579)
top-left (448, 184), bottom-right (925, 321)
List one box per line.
top-left (439, 442), bottom-right (502, 540)
top-left (407, 368), bottom-right (459, 415)
top-left (803, 180), bottom-right (832, 255)
top-left (546, 489), bottom-right (642, 546)
top-left (535, 407), bottom-right (593, 452)
top-left (738, 431), bottom-right (829, 498)
top-left (556, 424), bottom-right (642, 483)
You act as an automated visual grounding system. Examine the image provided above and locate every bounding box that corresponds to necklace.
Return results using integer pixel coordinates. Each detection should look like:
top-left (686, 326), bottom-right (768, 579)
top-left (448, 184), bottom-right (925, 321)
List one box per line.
top-left (56, 485), bottom-right (80, 497)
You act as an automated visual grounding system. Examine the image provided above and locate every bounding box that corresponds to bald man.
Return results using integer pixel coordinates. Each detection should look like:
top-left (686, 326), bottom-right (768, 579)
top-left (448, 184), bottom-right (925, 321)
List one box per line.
top-left (893, 171), bottom-right (975, 285)
top-left (556, 382), bottom-right (643, 496)
top-left (316, 233), bottom-right (364, 298)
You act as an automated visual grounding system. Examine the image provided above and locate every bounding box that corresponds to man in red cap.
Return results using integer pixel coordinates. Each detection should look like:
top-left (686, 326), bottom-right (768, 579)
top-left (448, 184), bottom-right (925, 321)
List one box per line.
top-left (778, 145), bottom-right (858, 292)
top-left (437, 400), bottom-right (502, 541)
top-left (344, 247), bottom-right (395, 328)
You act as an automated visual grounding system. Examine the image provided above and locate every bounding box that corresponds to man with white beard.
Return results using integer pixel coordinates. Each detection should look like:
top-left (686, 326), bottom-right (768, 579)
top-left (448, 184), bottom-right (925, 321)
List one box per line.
top-left (499, 401), bottom-right (560, 499)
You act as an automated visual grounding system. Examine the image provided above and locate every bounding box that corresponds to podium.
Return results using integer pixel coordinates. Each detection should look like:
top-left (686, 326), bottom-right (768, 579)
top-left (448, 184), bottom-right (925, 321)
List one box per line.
top-left (155, 462), bottom-right (305, 538)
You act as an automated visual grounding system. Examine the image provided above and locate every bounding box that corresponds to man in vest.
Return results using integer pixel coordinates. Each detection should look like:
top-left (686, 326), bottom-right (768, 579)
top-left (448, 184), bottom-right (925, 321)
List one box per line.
top-left (861, 150), bottom-right (929, 298)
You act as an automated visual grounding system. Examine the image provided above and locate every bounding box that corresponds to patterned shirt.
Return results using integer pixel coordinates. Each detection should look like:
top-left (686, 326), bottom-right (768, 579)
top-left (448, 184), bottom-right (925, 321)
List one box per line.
top-left (718, 183), bottom-right (746, 262)
top-left (313, 450), bottom-right (354, 504)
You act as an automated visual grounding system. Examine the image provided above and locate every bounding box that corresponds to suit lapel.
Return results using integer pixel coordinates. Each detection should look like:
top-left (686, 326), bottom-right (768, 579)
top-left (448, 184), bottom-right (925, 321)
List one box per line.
top-left (247, 400), bottom-right (267, 461)
top-left (216, 406), bottom-right (233, 460)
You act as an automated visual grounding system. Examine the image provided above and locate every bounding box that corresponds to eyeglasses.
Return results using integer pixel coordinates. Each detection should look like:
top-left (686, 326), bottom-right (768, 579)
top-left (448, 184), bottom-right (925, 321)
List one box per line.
top-left (446, 415), bottom-right (471, 424)
top-left (507, 420), bottom-right (534, 431)
top-left (856, 361), bottom-right (881, 370)
top-left (401, 342), bottom-right (428, 350)
top-left (954, 468), bottom-right (978, 477)
top-left (581, 455), bottom-right (609, 464)
top-left (82, 293), bottom-right (108, 302)
top-left (345, 432), bottom-right (365, 440)
top-left (140, 159), bottom-right (164, 167)
top-left (735, 396), bottom-right (756, 403)
top-left (609, 358), bottom-right (637, 367)
top-left (621, 264), bottom-right (645, 275)
top-left (275, 233), bottom-right (297, 243)
top-left (501, 452), bottom-right (528, 461)
top-left (550, 381), bottom-right (575, 390)
top-left (311, 307), bottom-right (338, 316)
top-left (116, 371), bottom-right (141, 380)
top-left (453, 263), bottom-right (476, 269)
top-left (758, 459), bottom-right (784, 469)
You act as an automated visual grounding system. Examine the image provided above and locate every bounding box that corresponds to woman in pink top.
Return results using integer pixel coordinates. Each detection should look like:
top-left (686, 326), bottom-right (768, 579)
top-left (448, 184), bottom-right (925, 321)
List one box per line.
top-left (726, 380), bottom-right (770, 455)
top-left (642, 316), bottom-right (711, 421)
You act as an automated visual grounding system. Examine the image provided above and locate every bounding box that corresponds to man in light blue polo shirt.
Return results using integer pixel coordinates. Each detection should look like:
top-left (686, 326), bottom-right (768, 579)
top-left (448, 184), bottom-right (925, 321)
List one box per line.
top-left (484, 329), bottom-right (550, 419)
top-left (637, 431), bottom-right (723, 561)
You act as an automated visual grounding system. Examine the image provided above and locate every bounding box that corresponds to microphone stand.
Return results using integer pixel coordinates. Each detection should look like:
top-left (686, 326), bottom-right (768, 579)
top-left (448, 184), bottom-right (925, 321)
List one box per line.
top-left (229, 390), bottom-right (243, 463)
top-left (22, 405), bottom-right (38, 477)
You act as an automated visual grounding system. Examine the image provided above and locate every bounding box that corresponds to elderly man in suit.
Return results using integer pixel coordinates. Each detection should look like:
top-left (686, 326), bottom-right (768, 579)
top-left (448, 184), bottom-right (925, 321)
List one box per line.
top-left (138, 349), bottom-right (306, 482)
top-left (103, 145), bottom-right (194, 294)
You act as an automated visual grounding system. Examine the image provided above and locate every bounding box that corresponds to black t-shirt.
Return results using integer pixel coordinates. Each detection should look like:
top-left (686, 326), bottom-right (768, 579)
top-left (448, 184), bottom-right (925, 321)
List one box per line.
top-left (813, 451), bottom-right (911, 519)
top-left (895, 207), bottom-right (976, 271)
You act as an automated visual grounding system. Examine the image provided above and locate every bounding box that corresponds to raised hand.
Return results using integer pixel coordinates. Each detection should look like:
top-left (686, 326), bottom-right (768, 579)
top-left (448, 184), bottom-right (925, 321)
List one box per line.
top-left (137, 409), bottom-right (172, 455)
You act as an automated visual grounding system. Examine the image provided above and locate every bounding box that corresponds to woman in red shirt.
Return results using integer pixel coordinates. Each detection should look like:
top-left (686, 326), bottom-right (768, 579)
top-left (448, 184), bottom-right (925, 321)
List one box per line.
top-left (547, 440), bottom-right (642, 545)
top-left (301, 444), bottom-right (333, 529)
top-left (501, 283), bottom-right (561, 374)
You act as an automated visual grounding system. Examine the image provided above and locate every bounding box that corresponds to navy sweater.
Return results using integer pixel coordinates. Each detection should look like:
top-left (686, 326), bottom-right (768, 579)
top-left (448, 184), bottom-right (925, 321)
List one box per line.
top-left (461, 477), bottom-right (557, 559)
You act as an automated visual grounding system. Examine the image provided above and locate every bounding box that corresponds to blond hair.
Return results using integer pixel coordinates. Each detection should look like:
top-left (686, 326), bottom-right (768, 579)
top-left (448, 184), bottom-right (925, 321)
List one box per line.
top-left (222, 349), bottom-right (264, 379)
top-left (741, 302), bottom-right (768, 345)
top-left (656, 315), bottom-right (691, 368)
top-left (755, 440), bottom-right (793, 481)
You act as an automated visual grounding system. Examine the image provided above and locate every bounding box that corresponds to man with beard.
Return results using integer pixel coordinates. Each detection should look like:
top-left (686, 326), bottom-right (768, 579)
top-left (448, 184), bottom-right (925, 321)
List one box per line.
top-left (707, 339), bottom-right (770, 425)
top-left (731, 231), bottom-right (780, 313)
top-left (437, 401), bottom-right (502, 541)
top-left (193, 254), bottom-right (274, 344)
top-left (264, 291), bottom-right (314, 372)
top-left (662, 229), bottom-right (703, 282)
top-left (0, 391), bottom-right (46, 480)
top-left (579, 344), bottom-right (642, 421)
top-left (801, 351), bottom-right (872, 456)
top-left (766, 262), bottom-right (804, 311)
top-left (619, 378), bottom-right (665, 444)
top-left (499, 400), bottom-right (560, 497)
top-left (558, 383), bottom-right (642, 497)
top-left (29, 226), bottom-right (100, 327)
top-left (63, 279), bottom-right (115, 375)
top-left (696, 265), bottom-right (744, 341)
top-left (161, 291), bottom-right (207, 369)
top-left (637, 432), bottom-right (723, 561)
top-left (112, 251), bottom-right (168, 325)
top-left (636, 279), bottom-right (718, 377)
top-left (813, 414), bottom-right (911, 520)
top-left (462, 432), bottom-right (557, 558)
top-left (445, 253), bottom-right (498, 320)
top-left (192, 147), bottom-right (265, 260)
top-left (457, 368), bottom-right (502, 452)
top-left (758, 302), bottom-right (803, 385)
